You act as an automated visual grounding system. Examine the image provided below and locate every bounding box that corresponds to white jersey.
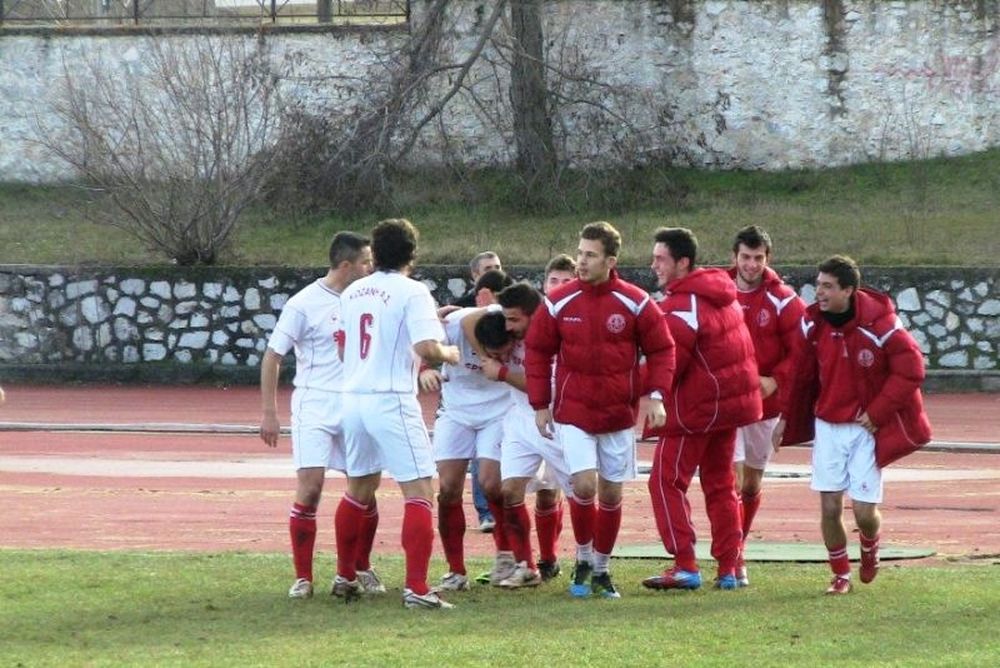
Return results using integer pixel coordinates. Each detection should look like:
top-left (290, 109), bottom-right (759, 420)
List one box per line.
top-left (439, 306), bottom-right (510, 423)
top-left (266, 279), bottom-right (344, 391)
top-left (341, 270), bottom-right (445, 394)
top-left (505, 340), bottom-right (534, 416)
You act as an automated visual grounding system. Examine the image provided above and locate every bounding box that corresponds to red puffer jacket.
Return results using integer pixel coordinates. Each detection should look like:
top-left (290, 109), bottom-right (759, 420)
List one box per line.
top-left (782, 288), bottom-right (932, 467)
top-left (525, 270), bottom-right (676, 435)
top-left (648, 267), bottom-right (762, 436)
top-left (728, 266), bottom-right (807, 420)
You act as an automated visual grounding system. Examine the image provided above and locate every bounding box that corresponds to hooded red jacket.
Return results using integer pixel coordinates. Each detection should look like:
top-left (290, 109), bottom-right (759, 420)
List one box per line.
top-left (782, 288), bottom-right (932, 467)
top-left (648, 267), bottom-right (762, 437)
top-left (525, 270), bottom-right (676, 434)
top-left (728, 266), bottom-right (807, 420)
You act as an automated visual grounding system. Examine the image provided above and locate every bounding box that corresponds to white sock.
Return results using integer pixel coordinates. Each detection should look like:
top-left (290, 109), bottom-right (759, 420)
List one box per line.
top-left (592, 551), bottom-right (610, 575)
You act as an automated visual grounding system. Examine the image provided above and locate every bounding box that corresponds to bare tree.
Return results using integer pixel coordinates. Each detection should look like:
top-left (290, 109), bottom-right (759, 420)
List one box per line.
top-left (508, 0), bottom-right (556, 190)
top-left (270, 0), bottom-right (679, 214)
top-left (39, 37), bottom-right (282, 265)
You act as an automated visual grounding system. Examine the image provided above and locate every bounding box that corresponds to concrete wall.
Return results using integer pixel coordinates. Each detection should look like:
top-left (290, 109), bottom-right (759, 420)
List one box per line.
top-left (3, 1), bottom-right (1000, 180)
top-left (1, 265), bottom-right (996, 381)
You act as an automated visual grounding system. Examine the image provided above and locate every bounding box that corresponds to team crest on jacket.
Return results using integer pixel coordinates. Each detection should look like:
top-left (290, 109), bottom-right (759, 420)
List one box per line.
top-left (757, 309), bottom-right (771, 327)
top-left (606, 313), bottom-right (626, 334)
top-left (857, 348), bottom-right (875, 367)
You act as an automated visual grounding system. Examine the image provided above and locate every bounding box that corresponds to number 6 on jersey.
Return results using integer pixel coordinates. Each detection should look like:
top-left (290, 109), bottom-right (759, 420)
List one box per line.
top-left (359, 313), bottom-right (374, 360)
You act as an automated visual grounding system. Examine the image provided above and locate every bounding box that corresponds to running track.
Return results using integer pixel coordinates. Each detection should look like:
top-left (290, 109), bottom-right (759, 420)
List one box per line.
top-left (1, 385), bottom-right (997, 564)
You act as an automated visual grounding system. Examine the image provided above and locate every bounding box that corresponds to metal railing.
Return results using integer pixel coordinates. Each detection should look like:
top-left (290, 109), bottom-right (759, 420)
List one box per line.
top-left (0, 0), bottom-right (409, 27)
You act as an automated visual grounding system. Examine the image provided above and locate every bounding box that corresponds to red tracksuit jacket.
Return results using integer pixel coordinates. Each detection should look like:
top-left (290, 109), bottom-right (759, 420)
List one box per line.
top-left (648, 267), bottom-right (762, 436)
top-left (729, 266), bottom-right (807, 421)
top-left (782, 287), bottom-right (932, 467)
top-left (525, 270), bottom-right (676, 434)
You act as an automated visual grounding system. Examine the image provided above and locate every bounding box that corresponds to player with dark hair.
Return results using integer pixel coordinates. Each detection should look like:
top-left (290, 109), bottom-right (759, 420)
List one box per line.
top-left (643, 227), bottom-right (762, 592)
top-left (776, 255), bottom-right (931, 595)
top-left (727, 225), bottom-right (806, 586)
top-left (334, 219), bottom-right (460, 609)
top-left (420, 270), bottom-right (517, 592)
top-left (260, 231), bottom-right (378, 599)
top-left (526, 222), bottom-right (676, 599)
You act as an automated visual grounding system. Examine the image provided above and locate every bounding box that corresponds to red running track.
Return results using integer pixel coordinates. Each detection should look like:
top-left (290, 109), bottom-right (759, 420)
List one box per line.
top-left (1, 384), bottom-right (997, 564)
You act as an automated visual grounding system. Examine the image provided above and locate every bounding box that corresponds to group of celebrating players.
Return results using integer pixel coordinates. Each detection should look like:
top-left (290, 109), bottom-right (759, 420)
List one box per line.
top-left (260, 218), bottom-right (931, 609)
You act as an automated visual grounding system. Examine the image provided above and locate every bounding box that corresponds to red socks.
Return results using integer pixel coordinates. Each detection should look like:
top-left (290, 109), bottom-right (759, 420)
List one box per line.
top-left (334, 495), bottom-right (366, 581)
top-left (438, 499), bottom-right (467, 575)
top-left (356, 501), bottom-right (379, 572)
top-left (593, 500), bottom-right (622, 558)
top-left (534, 501), bottom-right (561, 563)
top-left (860, 532), bottom-right (880, 552)
top-left (741, 490), bottom-right (762, 540)
top-left (487, 498), bottom-right (511, 552)
top-left (828, 543), bottom-right (851, 577)
top-left (402, 498), bottom-right (434, 595)
top-left (289, 503), bottom-right (317, 581)
top-left (568, 495), bottom-right (596, 549)
top-left (504, 502), bottom-right (536, 569)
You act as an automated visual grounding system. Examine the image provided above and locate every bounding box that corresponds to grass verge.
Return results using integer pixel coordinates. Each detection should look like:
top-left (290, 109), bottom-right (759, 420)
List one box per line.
top-left (1, 550), bottom-right (997, 667)
top-left (2, 149), bottom-right (1000, 266)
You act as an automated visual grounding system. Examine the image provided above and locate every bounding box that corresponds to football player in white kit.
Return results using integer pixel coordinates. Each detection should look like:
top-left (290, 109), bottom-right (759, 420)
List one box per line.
top-left (476, 283), bottom-right (575, 588)
top-left (418, 270), bottom-right (517, 592)
top-left (334, 219), bottom-right (460, 610)
top-left (259, 231), bottom-right (377, 599)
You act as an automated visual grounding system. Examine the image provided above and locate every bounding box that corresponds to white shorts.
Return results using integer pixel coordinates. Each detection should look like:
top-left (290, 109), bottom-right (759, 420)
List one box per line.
top-left (432, 412), bottom-right (503, 463)
top-left (527, 462), bottom-right (561, 494)
top-left (290, 388), bottom-right (346, 471)
top-left (342, 393), bottom-right (433, 483)
top-left (555, 422), bottom-right (637, 483)
top-left (502, 415), bottom-right (572, 494)
top-left (734, 417), bottom-right (781, 470)
top-left (810, 418), bottom-right (883, 504)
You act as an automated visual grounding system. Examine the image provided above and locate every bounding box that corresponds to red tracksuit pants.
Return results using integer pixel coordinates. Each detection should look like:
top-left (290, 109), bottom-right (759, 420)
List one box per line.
top-left (648, 428), bottom-right (742, 574)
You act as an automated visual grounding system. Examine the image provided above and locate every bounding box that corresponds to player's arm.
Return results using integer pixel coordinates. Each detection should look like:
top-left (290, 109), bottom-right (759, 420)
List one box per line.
top-left (481, 357), bottom-right (527, 391)
top-left (259, 348), bottom-right (283, 448)
top-left (524, 303), bottom-right (560, 409)
top-left (772, 315), bottom-right (818, 450)
top-left (413, 339), bottom-right (460, 366)
top-left (769, 291), bottom-right (807, 406)
top-left (637, 299), bottom-right (676, 429)
top-left (864, 324), bottom-right (926, 428)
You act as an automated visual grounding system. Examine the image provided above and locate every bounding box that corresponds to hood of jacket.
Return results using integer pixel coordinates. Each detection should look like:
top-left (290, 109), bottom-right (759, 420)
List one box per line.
top-left (665, 267), bottom-right (737, 309)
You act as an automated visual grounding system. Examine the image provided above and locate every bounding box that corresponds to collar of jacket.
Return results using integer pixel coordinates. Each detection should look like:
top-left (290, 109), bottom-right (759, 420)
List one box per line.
top-left (578, 268), bottom-right (619, 295)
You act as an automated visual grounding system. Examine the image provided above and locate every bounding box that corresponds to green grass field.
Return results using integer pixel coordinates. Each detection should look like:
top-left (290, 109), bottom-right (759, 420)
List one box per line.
top-left (1, 550), bottom-right (997, 667)
top-left (3, 149), bottom-right (1000, 267)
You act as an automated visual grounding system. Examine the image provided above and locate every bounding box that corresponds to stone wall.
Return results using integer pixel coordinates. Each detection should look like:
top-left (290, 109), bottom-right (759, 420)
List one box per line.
top-left (1, 265), bottom-right (996, 378)
top-left (3, 1), bottom-right (1000, 180)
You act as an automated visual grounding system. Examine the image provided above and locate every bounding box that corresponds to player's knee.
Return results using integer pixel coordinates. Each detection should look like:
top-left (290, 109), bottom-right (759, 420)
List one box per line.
top-left (501, 482), bottom-right (526, 506)
top-left (573, 479), bottom-right (596, 500)
top-left (535, 489), bottom-right (559, 509)
top-left (820, 493), bottom-right (844, 519)
top-left (437, 484), bottom-right (463, 505)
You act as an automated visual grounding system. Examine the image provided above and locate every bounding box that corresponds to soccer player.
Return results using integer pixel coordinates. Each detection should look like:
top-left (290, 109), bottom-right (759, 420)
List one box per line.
top-left (526, 254), bottom-right (577, 580)
top-left (259, 231), bottom-right (379, 599)
top-left (526, 222), bottom-right (676, 599)
top-left (453, 251), bottom-right (503, 532)
top-left (727, 225), bottom-right (806, 586)
top-left (334, 219), bottom-right (460, 610)
top-left (775, 255), bottom-right (931, 595)
top-left (423, 270), bottom-right (516, 592)
top-left (476, 283), bottom-right (574, 587)
top-left (642, 227), bottom-right (762, 592)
